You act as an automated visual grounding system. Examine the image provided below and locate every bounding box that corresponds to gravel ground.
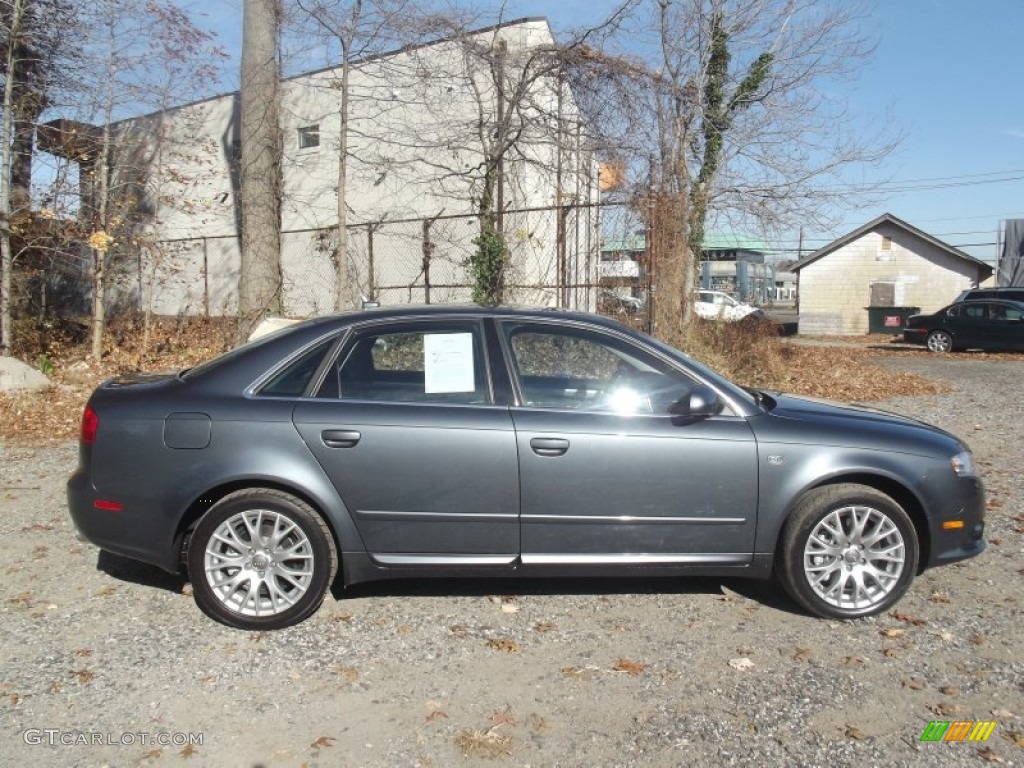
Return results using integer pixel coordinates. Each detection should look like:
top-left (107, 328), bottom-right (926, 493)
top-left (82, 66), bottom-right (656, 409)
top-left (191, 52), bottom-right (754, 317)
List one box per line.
top-left (1, 351), bottom-right (1022, 768)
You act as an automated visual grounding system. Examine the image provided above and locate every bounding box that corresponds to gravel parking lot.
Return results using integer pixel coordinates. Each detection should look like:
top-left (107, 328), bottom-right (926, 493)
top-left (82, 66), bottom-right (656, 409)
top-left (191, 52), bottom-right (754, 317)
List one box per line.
top-left (1, 351), bottom-right (1021, 768)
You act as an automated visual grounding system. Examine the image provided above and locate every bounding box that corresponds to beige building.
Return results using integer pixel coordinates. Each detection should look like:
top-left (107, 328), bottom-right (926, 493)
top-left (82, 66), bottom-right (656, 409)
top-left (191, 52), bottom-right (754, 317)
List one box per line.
top-left (793, 213), bottom-right (994, 335)
top-left (42, 18), bottom-right (599, 317)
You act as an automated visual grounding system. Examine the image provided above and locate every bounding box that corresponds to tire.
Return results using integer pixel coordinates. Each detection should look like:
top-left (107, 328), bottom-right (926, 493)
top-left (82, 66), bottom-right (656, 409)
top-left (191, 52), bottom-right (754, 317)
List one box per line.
top-left (926, 330), bottom-right (954, 353)
top-left (187, 488), bottom-right (338, 630)
top-left (776, 483), bottom-right (919, 619)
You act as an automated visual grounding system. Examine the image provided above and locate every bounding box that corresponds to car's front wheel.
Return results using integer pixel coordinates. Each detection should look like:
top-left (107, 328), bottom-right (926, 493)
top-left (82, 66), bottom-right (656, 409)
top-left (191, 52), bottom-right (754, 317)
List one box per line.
top-left (926, 330), bottom-right (954, 353)
top-left (187, 489), bottom-right (338, 630)
top-left (777, 484), bottom-right (919, 619)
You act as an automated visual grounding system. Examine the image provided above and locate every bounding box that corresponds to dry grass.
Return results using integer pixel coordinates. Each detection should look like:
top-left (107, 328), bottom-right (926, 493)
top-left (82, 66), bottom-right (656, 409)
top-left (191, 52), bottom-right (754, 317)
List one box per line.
top-left (667, 319), bottom-right (947, 402)
top-left (1, 315), bottom-right (236, 443)
top-left (0, 314), bottom-right (946, 443)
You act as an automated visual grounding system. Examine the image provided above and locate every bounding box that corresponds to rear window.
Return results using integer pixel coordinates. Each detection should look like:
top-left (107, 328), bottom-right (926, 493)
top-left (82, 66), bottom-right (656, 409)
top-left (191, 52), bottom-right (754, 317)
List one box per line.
top-left (257, 337), bottom-right (337, 397)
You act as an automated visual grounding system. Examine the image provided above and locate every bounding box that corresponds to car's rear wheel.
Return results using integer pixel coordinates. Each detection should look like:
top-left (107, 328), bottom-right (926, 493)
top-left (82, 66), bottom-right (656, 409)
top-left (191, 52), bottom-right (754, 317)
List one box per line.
top-left (187, 489), bottom-right (337, 630)
top-left (926, 330), bottom-right (954, 353)
top-left (777, 484), bottom-right (919, 619)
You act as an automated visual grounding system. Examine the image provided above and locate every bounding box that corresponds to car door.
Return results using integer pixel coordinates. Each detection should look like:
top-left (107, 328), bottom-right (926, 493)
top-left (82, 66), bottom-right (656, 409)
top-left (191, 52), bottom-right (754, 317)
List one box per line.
top-left (292, 318), bottom-right (519, 565)
top-left (987, 302), bottom-right (1024, 350)
top-left (951, 302), bottom-right (987, 348)
top-left (498, 320), bottom-right (758, 565)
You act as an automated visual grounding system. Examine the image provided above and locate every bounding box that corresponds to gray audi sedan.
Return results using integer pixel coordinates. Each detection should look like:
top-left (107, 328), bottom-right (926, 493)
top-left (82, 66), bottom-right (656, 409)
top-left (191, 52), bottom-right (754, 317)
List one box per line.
top-left (68, 306), bottom-right (985, 629)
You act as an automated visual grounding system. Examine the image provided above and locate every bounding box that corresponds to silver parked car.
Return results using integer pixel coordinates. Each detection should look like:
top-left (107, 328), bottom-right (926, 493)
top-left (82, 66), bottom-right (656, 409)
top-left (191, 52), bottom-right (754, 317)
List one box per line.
top-left (68, 306), bottom-right (985, 629)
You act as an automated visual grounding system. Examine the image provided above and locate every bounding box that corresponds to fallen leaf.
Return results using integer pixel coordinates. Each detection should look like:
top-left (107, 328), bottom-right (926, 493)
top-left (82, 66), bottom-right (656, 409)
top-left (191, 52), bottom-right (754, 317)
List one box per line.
top-left (989, 538), bottom-right (1003, 546)
top-left (486, 638), bottom-right (521, 653)
top-left (939, 685), bottom-right (959, 696)
top-left (449, 624), bottom-right (469, 637)
top-left (560, 666), bottom-right (587, 679)
top-left (792, 647), bottom-right (813, 662)
top-left (977, 746), bottom-right (1005, 763)
top-left (489, 707), bottom-right (517, 727)
top-left (728, 657), bottom-right (755, 671)
top-left (881, 648), bottom-right (900, 658)
top-left (612, 658), bottom-right (648, 676)
top-left (843, 656), bottom-right (865, 666)
top-left (310, 736), bottom-right (336, 749)
top-left (880, 628), bottom-right (906, 638)
top-left (72, 648), bottom-right (92, 657)
top-left (500, 603), bottom-right (520, 614)
top-left (71, 669), bottom-right (94, 684)
top-left (533, 621), bottom-right (555, 633)
top-left (891, 611), bottom-right (927, 626)
top-left (140, 748), bottom-right (161, 760)
top-left (992, 709), bottom-right (1015, 719)
top-left (970, 634), bottom-right (985, 646)
top-left (929, 592), bottom-right (951, 604)
top-left (929, 702), bottom-right (961, 717)
top-left (902, 678), bottom-right (924, 690)
top-left (179, 744), bottom-right (198, 759)
top-left (335, 666), bottom-right (359, 682)
top-left (845, 725), bottom-right (866, 740)
top-left (1001, 731), bottom-right (1024, 747)
top-left (426, 710), bottom-right (449, 722)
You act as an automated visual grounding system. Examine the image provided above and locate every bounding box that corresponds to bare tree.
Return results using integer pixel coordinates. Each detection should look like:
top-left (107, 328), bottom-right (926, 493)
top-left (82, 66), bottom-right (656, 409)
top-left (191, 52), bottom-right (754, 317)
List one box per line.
top-left (0, 0), bottom-right (26, 355)
top-left (239, 0), bottom-right (284, 337)
top-left (385, 14), bottom-right (595, 305)
top-left (293, 0), bottom-right (416, 311)
top-left (568, 0), bottom-right (897, 336)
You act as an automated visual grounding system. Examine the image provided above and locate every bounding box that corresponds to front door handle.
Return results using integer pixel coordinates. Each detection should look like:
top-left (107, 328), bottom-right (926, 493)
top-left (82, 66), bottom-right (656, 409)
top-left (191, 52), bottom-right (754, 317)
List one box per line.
top-left (322, 429), bottom-right (361, 448)
top-left (530, 437), bottom-right (569, 457)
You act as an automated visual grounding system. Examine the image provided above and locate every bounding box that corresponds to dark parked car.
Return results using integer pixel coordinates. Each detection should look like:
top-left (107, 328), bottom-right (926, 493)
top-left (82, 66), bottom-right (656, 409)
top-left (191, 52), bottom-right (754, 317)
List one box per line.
top-left (68, 306), bottom-right (985, 629)
top-left (903, 300), bottom-right (1024, 352)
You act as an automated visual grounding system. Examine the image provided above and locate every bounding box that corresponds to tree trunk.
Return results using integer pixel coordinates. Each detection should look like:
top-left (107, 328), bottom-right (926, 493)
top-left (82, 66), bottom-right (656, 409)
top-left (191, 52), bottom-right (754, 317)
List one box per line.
top-left (0, 0), bottom-right (27, 357)
top-left (651, 191), bottom-right (687, 341)
top-left (334, 52), bottom-right (359, 311)
top-left (239, 0), bottom-right (283, 340)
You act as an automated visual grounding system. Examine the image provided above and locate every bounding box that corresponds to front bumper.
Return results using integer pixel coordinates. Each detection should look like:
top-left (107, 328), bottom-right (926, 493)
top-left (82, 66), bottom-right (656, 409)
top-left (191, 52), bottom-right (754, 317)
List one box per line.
top-left (903, 328), bottom-right (928, 345)
top-left (926, 476), bottom-right (985, 568)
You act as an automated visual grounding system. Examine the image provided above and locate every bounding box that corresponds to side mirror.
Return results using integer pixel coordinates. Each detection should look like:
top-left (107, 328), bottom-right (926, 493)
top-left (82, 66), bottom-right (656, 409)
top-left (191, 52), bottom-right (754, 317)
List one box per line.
top-left (668, 384), bottom-right (723, 418)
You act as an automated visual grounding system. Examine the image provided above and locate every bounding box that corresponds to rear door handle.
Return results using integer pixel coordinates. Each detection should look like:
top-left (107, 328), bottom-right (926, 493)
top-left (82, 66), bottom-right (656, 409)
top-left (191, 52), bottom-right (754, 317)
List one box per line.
top-left (322, 429), bottom-right (361, 448)
top-left (530, 437), bottom-right (569, 457)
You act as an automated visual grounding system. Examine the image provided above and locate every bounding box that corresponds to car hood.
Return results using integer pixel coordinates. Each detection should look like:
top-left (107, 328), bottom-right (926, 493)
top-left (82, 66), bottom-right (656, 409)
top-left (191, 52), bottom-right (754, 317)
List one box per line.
top-left (751, 392), bottom-right (965, 457)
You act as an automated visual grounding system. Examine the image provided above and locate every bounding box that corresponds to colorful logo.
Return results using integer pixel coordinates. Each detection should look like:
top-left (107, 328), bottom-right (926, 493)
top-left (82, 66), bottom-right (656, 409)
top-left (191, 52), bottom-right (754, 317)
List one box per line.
top-left (921, 721), bottom-right (997, 742)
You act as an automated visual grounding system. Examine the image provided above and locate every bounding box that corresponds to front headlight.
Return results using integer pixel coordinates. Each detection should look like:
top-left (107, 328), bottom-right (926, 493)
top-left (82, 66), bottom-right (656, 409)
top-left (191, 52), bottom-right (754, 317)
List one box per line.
top-left (951, 451), bottom-right (977, 478)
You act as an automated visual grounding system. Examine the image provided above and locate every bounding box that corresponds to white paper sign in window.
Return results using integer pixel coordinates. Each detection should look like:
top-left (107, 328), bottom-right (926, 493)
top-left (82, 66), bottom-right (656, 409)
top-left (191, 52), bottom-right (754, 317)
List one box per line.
top-left (423, 333), bottom-right (475, 393)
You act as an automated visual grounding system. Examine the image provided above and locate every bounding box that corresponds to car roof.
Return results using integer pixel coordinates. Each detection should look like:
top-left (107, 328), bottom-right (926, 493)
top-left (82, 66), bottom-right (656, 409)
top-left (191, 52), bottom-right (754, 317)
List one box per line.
top-left (183, 305), bottom-right (637, 390)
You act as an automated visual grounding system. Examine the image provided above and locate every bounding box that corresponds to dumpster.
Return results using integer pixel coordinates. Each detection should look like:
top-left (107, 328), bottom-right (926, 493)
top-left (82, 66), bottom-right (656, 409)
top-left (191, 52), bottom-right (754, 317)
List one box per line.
top-left (866, 306), bottom-right (920, 334)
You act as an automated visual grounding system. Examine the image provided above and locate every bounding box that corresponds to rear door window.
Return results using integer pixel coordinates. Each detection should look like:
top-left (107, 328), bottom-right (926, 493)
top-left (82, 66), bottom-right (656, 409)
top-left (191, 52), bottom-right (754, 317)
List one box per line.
top-left (317, 321), bottom-right (491, 404)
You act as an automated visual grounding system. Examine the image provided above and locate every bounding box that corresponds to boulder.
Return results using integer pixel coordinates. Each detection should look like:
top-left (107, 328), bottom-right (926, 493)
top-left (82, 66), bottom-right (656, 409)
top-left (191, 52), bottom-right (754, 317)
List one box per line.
top-left (0, 356), bottom-right (51, 393)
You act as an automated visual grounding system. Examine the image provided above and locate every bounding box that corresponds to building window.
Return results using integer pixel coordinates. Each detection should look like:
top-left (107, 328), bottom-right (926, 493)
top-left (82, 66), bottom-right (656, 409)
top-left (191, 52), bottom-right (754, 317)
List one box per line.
top-left (881, 236), bottom-right (892, 250)
top-left (298, 124), bottom-right (320, 149)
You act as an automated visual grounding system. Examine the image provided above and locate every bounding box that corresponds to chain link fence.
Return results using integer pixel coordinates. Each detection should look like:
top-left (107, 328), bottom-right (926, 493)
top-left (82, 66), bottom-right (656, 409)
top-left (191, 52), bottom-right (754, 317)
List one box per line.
top-left (129, 202), bottom-right (609, 318)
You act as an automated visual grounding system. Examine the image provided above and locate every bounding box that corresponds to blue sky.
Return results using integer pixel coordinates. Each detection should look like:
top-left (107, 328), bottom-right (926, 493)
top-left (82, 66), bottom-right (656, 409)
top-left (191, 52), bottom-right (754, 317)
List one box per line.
top-left (196, 0), bottom-right (1022, 265)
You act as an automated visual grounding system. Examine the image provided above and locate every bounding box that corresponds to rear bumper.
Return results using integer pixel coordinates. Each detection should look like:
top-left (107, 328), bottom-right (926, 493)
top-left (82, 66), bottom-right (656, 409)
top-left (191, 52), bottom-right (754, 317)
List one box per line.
top-left (67, 464), bottom-right (181, 573)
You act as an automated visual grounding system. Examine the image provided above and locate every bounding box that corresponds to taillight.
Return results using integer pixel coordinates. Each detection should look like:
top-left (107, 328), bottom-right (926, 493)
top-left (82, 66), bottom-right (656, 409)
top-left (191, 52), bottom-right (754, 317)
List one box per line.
top-left (81, 405), bottom-right (98, 445)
